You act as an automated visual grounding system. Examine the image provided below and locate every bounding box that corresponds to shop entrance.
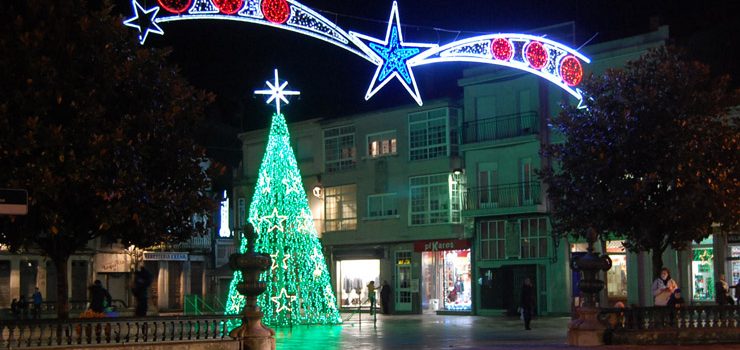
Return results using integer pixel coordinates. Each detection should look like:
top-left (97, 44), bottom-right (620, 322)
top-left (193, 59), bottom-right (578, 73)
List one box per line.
top-left (395, 251), bottom-right (412, 312)
top-left (335, 259), bottom-right (379, 309)
top-left (421, 249), bottom-right (471, 312)
top-left (479, 264), bottom-right (536, 315)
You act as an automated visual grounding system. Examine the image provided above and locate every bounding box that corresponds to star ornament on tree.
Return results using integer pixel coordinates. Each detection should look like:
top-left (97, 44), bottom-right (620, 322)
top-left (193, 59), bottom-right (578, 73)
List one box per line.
top-left (254, 69), bottom-right (301, 115)
top-left (261, 208), bottom-right (288, 233)
top-left (349, 1), bottom-right (436, 106)
top-left (271, 288), bottom-right (297, 313)
top-left (123, 0), bottom-right (164, 45)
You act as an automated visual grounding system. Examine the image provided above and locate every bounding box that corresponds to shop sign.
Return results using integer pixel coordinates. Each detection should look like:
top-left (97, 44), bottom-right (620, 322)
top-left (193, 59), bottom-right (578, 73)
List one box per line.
top-left (414, 239), bottom-right (470, 252)
top-left (143, 251), bottom-right (188, 261)
top-left (728, 234), bottom-right (740, 244)
top-left (95, 253), bottom-right (129, 273)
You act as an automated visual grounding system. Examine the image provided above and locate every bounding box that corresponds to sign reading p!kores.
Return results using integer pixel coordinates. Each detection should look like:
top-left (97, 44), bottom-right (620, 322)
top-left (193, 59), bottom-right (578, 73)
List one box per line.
top-left (0, 189), bottom-right (28, 215)
top-left (414, 239), bottom-right (470, 252)
top-left (143, 252), bottom-right (188, 261)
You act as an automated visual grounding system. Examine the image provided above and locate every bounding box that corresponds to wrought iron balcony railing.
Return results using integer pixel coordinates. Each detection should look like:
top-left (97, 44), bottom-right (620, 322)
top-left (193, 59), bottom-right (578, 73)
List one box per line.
top-left (461, 111), bottom-right (539, 144)
top-left (465, 182), bottom-right (541, 211)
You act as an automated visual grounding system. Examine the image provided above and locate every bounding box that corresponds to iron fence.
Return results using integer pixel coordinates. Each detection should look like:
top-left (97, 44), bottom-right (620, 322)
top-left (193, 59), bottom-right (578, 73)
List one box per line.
top-left (465, 182), bottom-right (541, 210)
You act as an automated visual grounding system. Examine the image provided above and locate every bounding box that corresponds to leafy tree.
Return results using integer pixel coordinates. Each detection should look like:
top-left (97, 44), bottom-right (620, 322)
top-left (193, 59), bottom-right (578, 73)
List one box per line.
top-left (0, 0), bottom-right (215, 318)
top-left (541, 46), bottom-right (739, 279)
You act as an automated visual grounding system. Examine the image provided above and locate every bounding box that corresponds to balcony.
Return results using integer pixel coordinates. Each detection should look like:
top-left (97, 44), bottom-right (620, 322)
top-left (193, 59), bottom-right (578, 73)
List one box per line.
top-left (462, 112), bottom-right (539, 144)
top-left (174, 234), bottom-right (212, 251)
top-left (464, 182), bottom-right (542, 214)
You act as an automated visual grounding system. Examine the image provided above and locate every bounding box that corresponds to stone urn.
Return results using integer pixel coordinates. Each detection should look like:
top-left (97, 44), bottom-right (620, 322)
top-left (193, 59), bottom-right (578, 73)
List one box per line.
top-left (229, 225), bottom-right (275, 350)
top-left (567, 229), bottom-right (612, 346)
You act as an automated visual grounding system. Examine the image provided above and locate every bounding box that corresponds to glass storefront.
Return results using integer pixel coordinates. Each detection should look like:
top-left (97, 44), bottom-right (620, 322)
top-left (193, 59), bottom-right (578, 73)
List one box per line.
top-left (335, 259), bottom-right (380, 308)
top-left (730, 246), bottom-right (740, 299)
top-left (421, 249), bottom-right (471, 312)
top-left (691, 236), bottom-right (714, 302)
top-left (605, 241), bottom-right (627, 302)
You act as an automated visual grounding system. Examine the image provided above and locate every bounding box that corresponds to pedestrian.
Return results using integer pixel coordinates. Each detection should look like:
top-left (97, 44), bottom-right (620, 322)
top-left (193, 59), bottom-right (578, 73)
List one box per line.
top-left (651, 267), bottom-right (677, 306)
top-left (88, 280), bottom-right (112, 314)
top-left (520, 277), bottom-right (535, 330)
top-left (367, 281), bottom-right (377, 315)
top-left (667, 288), bottom-right (685, 308)
top-left (10, 298), bottom-right (19, 319)
top-left (716, 274), bottom-right (734, 305)
top-left (132, 266), bottom-right (153, 317)
top-left (380, 280), bottom-right (392, 314)
top-left (32, 287), bottom-right (43, 319)
top-left (18, 295), bottom-right (28, 319)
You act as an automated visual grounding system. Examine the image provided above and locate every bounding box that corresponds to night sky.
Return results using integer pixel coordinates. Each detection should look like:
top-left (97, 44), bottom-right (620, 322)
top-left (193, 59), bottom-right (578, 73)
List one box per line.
top-left (113, 0), bottom-right (739, 176)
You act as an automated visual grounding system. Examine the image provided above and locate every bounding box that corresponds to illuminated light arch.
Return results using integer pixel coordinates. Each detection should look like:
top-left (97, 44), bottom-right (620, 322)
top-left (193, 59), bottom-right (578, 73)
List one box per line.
top-left (410, 33), bottom-right (590, 101)
top-left (124, 0), bottom-right (590, 105)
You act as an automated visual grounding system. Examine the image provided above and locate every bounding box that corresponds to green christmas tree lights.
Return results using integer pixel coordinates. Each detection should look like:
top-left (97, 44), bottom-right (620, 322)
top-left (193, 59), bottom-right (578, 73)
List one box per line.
top-left (224, 112), bottom-right (342, 327)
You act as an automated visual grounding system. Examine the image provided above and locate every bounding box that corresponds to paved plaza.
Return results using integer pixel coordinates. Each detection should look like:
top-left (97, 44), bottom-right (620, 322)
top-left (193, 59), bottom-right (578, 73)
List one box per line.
top-left (274, 313), bottom-right (740, 350)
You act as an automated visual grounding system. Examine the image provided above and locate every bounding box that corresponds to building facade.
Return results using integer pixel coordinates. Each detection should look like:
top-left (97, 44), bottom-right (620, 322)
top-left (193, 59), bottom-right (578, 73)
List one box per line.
top-left (233, 25), bottom-right (740, 316)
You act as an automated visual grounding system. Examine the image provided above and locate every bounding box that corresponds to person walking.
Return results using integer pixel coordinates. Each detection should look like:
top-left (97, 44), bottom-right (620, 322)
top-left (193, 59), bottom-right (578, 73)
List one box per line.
top-left (18, 295), bottom-right (28, 319)
top-left (132, 266), bottom-right (153, 317)
top-left (652, 267), bottom-right (678, 306)
top-left (367, 281), bottom-right (377, 315)
top-left (716, 274), bottom-right (734, 305)
top-left (521, 277), bottom-right (535, 330)
top-left (380, 280), bottom-right (392, 314)
top-left (32, 287), bottom-right (43, 319)
top-left (89, 280), bottom-right (112, 314)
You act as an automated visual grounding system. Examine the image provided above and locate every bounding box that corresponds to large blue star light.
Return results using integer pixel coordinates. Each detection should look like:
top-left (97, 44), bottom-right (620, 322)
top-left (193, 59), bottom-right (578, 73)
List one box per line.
top-left (123, 0), bottom-right (164, 45)
top-left (350, 1), bottom-right (436, 106)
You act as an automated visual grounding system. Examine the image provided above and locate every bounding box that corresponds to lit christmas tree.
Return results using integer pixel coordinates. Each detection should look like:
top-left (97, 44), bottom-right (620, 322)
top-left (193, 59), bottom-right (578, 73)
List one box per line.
top-left (224, 70), bottom-right (342, 326)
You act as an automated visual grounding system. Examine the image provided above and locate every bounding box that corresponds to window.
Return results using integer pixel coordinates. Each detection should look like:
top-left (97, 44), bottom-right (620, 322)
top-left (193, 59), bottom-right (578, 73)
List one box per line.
top-left (367, 193), bottom-right (398, 218)
top-left (409, 108), bottom-right (449, 161)
top-left (410, 173), bottom-right (462, 225)
top-left (324, 184), bottom-right (357, 231)
top-left (324, 126), bottom-right (356, 172)
top-left (480, 220), bottom-right (506, 260)
top-left (368, 130), bottom-right (397, 158)
top-left (520, 217), bottom-right (548, 259)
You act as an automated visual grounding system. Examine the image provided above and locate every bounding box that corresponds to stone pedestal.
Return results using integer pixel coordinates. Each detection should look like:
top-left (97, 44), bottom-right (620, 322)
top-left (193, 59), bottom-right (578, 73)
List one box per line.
top-left (567, 306), bottom-right (605, 346)
top-left (229, 225), bottom-right (276, 350)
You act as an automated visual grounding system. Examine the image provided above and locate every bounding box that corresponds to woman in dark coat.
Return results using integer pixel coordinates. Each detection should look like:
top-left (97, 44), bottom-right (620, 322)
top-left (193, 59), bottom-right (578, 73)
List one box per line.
top-left (380, 280), bottom-right (392, 314)
top-left (521, 278), bottom-right (535, 330)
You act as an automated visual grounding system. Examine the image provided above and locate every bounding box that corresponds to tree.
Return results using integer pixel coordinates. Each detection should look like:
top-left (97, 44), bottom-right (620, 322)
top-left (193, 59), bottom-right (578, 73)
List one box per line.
top-left (0, 0), bottom-right (215, 318)
top-left (224, 112), bottom-right (341, 326)
top-left (541, 46), bottom-right (739, 279)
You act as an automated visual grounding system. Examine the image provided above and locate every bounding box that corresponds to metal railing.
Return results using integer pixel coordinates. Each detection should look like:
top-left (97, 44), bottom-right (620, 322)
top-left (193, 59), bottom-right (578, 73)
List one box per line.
top-left (464, 182), bottom-right (541, 210)
top-left (461, 112), bottom-right (539, 144)
top-left (11, 300), bottom-right (127, 315)
top-left (0, 315), bottom-right (239, 348)
top-left (599, 305), bottom-right (739, 330)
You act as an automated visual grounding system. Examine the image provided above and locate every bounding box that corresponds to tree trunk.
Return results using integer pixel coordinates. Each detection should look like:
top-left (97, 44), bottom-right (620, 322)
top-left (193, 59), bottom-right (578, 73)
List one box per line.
top-left (651, 248), bottom-right (664, 280)
top-left (54, 257), bottom-right (70, 320)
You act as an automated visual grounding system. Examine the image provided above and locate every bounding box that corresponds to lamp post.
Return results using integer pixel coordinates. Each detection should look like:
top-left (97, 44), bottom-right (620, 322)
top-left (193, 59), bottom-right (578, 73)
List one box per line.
top-left (229, 224), bottom-right (275, 350)
top-left (567, 228), bottom-right (612, 346)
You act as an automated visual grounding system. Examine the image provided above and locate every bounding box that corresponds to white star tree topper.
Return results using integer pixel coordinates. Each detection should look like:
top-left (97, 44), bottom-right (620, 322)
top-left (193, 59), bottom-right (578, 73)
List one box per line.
top-left (254, 69), bottom-right (301, 115)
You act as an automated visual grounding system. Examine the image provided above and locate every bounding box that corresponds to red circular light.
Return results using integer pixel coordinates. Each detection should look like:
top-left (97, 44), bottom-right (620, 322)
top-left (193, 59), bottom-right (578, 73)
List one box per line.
top-left (212, 0), bottom-right (244, 15)
top-left (490, 38), bottom-right (513, 61)
top-left (157, 0), bottom-right (192, 14)
top-left (559, 55), bottom-right (583, 86)
top-left (262, 0), bottom-right (291, 24)
top-left (525, 41), bottom-right (548, 70)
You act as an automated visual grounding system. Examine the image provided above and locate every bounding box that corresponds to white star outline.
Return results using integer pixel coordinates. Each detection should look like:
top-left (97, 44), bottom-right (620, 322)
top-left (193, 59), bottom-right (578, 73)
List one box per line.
top-left (260, 208), bottom-right (287, 233)
top-left (254, 69), bottom-right (301, 115)
top-left (271, 288), bottom-right (297, 313)
top-left (349, 1), bottom-right (437, 106)
top-left (282, 175), bottom-right (303, 196)
top-left (297, 208), bottom-right (314, 234)
top-left (123, 0), bottom-right (164, 45)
